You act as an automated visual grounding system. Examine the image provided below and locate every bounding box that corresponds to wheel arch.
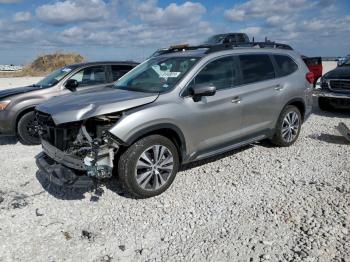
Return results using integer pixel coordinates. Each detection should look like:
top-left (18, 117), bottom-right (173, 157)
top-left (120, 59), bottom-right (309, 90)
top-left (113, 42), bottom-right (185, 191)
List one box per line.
top-left (284, 98), bottom-right (306, 122)
top-left (15, 106), bottom-right (37, 134)
top-left (122, 123), bottom-right (187, 164)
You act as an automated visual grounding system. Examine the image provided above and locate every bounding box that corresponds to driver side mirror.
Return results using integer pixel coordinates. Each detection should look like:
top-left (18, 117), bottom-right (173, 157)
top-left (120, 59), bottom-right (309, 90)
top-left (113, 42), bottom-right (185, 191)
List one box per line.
top-left (190, 83), bottom-right (216, 102)
top-left (65, 79), bottom-right (79, 92)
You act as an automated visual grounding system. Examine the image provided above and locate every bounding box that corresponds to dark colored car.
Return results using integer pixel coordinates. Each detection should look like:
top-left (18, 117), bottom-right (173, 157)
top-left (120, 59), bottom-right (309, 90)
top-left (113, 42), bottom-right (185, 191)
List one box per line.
top-left (0, 61), bottom-right (138, 145)
top-left (316, 57), bottom-right (350, 110)
top-left (202, 33), bottom-right (250, 45)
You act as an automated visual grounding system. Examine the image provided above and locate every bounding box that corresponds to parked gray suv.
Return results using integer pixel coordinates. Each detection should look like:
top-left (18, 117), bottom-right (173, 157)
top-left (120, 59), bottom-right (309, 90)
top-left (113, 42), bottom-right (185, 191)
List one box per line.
top-left (0, 61), bottom-right (137, 145)
top-left (35, 45), bottom-right (313, 198)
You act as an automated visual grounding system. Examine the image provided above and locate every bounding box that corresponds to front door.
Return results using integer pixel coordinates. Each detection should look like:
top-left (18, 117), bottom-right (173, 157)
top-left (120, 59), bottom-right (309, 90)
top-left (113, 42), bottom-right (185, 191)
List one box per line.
top-left (182, 56), bottom-right (243, 156)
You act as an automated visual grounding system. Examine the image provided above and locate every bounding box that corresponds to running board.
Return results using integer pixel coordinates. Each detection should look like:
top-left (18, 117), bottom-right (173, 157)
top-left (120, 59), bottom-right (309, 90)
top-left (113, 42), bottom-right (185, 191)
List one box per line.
top-left (336, 122), bottom-right (350, 142)
top-left (195, 135), bottom-right (266, 161)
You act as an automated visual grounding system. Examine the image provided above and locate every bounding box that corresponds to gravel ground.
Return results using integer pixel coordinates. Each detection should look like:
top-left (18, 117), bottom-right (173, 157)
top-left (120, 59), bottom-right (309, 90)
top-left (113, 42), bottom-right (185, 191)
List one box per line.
top-left (0, 78), bottom-right (349, 261)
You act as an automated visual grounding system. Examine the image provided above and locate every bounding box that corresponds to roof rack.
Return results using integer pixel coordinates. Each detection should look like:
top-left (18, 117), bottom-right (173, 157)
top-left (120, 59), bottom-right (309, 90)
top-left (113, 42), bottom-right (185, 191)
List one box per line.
top-left (152, 41), bottom-right (293, 57)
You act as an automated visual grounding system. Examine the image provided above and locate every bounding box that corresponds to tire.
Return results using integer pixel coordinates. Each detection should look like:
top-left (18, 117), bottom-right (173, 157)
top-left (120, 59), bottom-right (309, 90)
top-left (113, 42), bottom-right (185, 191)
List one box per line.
top-left (270, 105), bottom-right (302, 147)
top-left (118, 135), bottom-right (180, 198)
top-left (318, 97), bottom-right (333, 111)
top-left (17, 111), bottom-right (41, 145)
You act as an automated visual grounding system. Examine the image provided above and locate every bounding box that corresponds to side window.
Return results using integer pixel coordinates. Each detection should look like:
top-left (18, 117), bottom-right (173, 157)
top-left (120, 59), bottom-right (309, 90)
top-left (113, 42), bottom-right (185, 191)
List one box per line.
top-left (189, 56), bottom-right (238, 91)
top-left (69, 66), bottom-right (106, 86)
top-left (274, 55), bottom-right (298, 77)
top-left (239, 54), bottom-right (275, 85)
top-left (111, 65), bottom-right (134, 81)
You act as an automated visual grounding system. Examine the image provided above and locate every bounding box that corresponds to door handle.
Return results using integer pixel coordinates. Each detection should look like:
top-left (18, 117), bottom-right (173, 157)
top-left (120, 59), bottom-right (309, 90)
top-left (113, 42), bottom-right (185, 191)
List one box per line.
top-left (231, 96), bottom-right (241, 104)
top-left (274, 84), bottom-right (284, 91)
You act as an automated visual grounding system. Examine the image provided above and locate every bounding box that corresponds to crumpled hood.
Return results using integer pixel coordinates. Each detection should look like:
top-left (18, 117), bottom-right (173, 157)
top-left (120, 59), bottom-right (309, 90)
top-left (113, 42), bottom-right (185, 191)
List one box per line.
top-left (36, 87), bottom-right (159, 125)
top-left (324, 66), bottom-right (350, 80)
top-left (0, 85), bottom-right (41, 100)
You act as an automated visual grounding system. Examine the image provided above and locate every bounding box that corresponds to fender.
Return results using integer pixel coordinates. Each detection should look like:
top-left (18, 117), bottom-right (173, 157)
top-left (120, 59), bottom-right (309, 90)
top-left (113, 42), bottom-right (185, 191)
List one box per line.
top-left (123, 123), bottom-right (188, 162)
top-left (284, 97), bottom-right (306, 119)
top-left (14, 105), bottom-right (38, 132)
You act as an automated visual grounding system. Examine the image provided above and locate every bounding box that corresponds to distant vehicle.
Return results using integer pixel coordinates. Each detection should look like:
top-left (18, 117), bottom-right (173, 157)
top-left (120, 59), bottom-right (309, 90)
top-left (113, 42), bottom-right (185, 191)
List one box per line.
top-left (316, 56), bottom-right (350, 110)
top-left (338, 55), bottom-right (350, 67)
top-left (0, 61), bottom-right (138, 145)
top-left (202, 33), bottom-right (250, 45)
top-left (35, 42), bottom-right (313, 197)
top-left (0, 65), bottom-right (23, 71)
top-left (302, 56), bottom-right (323, 86)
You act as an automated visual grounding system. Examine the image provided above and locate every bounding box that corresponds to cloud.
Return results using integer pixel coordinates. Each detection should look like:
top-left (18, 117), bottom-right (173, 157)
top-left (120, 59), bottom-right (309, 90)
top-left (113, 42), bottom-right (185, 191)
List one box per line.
top-left (53, 0), bottom-right (212, 47)
top-left (13, 11), bottom-right (31, 22)
top-left (133, 1), bottom-right (206, 28)
top-left (36, 0), bottom-right (108, 25)
top-left (239, 26), bottom-right (261, 36)
top-left (225, 0), bottom-right (310, 22)
top-left (0, 0), bottom-right (20, 3)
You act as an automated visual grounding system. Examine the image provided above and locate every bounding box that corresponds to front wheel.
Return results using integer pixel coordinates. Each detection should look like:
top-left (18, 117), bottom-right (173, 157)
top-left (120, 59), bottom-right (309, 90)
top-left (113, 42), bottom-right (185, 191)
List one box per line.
top-left (270, 105), bottom-right (302, 147)
top-left (118, 135), bottom-right (180, 198)
top-left (17, 111), bottom-right (41, 145)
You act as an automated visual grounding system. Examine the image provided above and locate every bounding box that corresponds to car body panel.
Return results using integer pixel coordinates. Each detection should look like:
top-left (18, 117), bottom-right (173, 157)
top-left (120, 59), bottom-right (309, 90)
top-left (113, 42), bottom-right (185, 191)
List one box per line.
top-left (36, 88), bottom-right (159, 124)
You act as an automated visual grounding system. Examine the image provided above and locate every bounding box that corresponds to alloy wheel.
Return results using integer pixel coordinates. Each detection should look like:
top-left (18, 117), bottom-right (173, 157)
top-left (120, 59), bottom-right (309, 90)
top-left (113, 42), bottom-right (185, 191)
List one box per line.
top-left (135, 145), bottom-right (174, 191)
top-left (281, 111), bottom-right (300, 143)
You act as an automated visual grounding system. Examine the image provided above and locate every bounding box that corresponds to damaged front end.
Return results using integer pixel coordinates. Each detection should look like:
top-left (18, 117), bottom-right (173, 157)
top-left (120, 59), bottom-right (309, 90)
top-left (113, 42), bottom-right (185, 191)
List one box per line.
top-left (35, 111), bottom-right (122, 188)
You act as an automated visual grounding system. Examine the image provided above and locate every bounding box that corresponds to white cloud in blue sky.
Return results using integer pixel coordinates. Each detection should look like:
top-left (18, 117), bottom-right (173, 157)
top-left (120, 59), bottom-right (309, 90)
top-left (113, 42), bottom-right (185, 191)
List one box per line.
top-left (0, 0), bottom-right (349, 64)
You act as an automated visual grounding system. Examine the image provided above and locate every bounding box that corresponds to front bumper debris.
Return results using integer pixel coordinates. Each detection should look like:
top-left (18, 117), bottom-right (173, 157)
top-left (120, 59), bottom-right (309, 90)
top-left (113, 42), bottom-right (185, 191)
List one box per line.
top-left (36, 152), bottom-right (94, 188)
top-left (42, 139), bottom-right (86, 170)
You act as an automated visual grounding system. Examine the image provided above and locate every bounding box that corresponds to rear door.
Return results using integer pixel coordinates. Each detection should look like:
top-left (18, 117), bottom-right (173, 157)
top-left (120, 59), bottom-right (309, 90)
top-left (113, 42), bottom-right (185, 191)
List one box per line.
top-left (237, 54), bottom-right (281, 135)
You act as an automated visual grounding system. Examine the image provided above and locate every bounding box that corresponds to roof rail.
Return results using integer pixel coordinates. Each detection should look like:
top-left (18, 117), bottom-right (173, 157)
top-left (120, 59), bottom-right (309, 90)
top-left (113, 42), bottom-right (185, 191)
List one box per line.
top-left (152, 41), bottom-right (293, 57)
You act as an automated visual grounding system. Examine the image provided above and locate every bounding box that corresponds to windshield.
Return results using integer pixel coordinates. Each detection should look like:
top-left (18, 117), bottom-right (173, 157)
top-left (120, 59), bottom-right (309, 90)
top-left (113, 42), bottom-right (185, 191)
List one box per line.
top-left (114, 56), bottom-right (199, 93)
top-left (35, 67), bottom-right (75, 88)
top-left (203, 34), bottom-right (225, 44)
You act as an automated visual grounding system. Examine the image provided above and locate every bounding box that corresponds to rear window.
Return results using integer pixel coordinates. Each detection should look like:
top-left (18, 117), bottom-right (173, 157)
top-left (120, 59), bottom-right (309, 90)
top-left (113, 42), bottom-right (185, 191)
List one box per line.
top-left (274, 55), bottom-right (298, 77)
top-left (239, 54), bottom-right (275, 84)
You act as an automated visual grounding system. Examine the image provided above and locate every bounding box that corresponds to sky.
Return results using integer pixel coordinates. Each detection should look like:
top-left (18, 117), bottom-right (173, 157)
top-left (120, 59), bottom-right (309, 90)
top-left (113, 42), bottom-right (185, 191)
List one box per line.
top-left (0, 0), bottom-right (349, 65)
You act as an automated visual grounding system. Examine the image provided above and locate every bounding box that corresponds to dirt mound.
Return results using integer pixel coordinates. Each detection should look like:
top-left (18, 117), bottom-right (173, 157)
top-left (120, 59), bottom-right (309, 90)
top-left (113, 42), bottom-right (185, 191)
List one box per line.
top-left (0, 53), bottom-right (85, 77)
top-left (22, 53), bottom-right (85, 76)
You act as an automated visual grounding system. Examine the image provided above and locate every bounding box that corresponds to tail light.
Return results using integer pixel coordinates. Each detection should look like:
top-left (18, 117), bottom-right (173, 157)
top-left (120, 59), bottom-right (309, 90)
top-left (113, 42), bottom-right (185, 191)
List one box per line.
top-left (306, 72), bottom-right (315, 84)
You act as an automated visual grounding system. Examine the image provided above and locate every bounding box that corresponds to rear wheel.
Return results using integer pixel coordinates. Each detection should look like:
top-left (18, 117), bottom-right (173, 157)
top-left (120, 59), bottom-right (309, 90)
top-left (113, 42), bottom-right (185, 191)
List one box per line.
top-left (270, 105), bottom-right (302, 147)
top-left (318, 97), bottom-right (333, 111)
top-left (118, 135), bottom-right (179, 198)
top-left (17, 111), bottom-right (40, 145)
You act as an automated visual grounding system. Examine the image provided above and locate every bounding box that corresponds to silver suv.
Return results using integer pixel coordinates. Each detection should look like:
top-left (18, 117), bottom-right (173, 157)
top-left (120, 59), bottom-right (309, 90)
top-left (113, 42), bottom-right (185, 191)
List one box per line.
top-left (35, 45), bottom-right (313, 198)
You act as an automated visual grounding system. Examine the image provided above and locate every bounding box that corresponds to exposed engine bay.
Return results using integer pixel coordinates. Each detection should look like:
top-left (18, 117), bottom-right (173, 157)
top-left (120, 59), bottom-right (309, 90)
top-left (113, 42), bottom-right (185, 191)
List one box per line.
top-left (36, 111), bottom-right (121, 180)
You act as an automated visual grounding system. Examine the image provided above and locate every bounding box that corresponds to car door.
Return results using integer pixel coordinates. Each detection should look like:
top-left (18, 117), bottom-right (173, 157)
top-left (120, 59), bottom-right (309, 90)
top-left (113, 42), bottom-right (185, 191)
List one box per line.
top-left (182, 56), bottom-right (244, 155)
top-left (237, 54), bottom-right (281, 135)
top-left (67, 65), bottom-right (108, 92)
